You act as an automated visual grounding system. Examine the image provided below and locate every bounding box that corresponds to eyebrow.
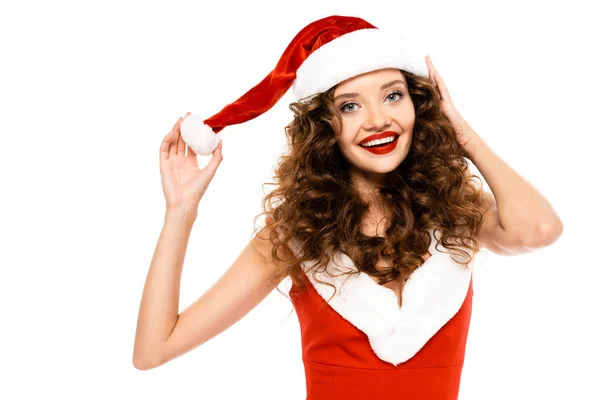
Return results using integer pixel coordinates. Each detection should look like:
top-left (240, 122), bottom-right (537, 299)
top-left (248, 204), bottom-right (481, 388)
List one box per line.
top-left (334, 80), bottom-right (407, 102)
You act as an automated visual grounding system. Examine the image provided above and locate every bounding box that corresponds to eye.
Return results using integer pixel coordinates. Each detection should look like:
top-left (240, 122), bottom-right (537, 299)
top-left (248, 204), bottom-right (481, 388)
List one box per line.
top-left (340, 102), bottom-right (358, 113)
top-left (387, 91), bottom-right (404, 102)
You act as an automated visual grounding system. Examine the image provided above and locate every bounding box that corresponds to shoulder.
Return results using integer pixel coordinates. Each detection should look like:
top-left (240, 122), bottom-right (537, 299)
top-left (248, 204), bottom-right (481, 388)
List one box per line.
top-left (250, 214), bottom-right (277, 258)
top-left (249, 214), bottom-right (294, 274)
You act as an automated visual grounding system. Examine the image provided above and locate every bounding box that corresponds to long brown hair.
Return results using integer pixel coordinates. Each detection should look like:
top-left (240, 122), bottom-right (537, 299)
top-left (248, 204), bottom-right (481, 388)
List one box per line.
top-left (252, 69), bottom-right (487, 299)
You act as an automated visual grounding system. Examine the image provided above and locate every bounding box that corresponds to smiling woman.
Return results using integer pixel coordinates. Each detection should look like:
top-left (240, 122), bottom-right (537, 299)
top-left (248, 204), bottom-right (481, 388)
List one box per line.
top-left (134, 13), bottom-right (562, 400)
top-left (265, 64), bottom-right (486, 298)
top-left (334, 69), bottom-right (415, 167)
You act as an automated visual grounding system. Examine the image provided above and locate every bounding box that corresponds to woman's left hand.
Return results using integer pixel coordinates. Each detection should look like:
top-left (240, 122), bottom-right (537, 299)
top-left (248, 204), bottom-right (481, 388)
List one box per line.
top-left (425, 55), bottom-right (475, 148)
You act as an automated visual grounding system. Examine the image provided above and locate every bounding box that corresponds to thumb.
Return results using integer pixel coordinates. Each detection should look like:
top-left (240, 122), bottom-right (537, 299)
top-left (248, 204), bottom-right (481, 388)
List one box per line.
top-left (202, 140), bottom-right (224, 180)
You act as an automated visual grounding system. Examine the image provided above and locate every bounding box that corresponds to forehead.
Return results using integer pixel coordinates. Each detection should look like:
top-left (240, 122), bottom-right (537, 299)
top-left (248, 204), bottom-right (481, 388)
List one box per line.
top-left (333, 68), bottom-right (406, 95)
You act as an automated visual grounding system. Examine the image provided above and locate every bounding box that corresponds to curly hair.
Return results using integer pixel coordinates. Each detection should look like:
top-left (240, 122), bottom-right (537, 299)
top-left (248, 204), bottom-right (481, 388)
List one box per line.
top-left (251, 68), bottom-right (488, 301)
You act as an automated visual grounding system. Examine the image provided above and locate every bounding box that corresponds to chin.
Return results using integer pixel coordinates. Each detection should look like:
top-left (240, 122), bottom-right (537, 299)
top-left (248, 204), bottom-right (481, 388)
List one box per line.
top-left (366, 161), bottom-right (402, 174)
top-left (354, 149), bottom-right (406, 173)
top-left (348, 158), bottom-right (404, 179)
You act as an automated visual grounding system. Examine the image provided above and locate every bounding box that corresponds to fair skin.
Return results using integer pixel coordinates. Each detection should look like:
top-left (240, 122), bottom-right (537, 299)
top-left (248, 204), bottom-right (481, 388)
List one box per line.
top-left (133, 59), bottom-right (562, 369)
top-left (133, 113), bottom-right (285, 370)
top-left (334, 68), bottom-right (415, 189)
top-left (423, 56), bottom-right (562, 252)
top-left (333, 68), bottom-right (415, 237)
top-left (133, 69), bottom-right (441, 370)
top-left (333, 68), bottom-right (424, 302)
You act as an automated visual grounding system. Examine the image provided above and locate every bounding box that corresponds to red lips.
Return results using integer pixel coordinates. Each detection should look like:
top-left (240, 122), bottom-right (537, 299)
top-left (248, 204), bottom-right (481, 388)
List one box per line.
top-left (359, 131), bottom-right (399, 145)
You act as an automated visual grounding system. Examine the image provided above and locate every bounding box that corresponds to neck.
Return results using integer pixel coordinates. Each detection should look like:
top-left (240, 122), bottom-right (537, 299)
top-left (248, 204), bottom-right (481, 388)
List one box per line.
top-left (350, 165), bottom-right (388, 187)
top-left (351, 169), bottom-right (387, 208)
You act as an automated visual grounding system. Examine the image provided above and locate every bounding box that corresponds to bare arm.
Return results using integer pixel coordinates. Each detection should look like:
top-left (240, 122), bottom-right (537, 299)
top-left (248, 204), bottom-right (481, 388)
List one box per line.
top-left (132, 207), bottom-right (195, 369)
top-left (132, 210), bottom-right (285, 370)
top-left (133, 114), bottom-right (285, 369)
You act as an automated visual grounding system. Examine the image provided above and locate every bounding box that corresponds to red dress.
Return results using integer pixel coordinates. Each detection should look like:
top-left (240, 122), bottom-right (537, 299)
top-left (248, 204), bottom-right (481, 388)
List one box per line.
top-left (287, 229), bottom-right (484, 399)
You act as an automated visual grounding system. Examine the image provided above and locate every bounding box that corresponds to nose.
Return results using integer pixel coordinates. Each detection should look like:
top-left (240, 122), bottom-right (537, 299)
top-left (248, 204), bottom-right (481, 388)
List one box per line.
top-left (363, 103), bottom-right (392, 131)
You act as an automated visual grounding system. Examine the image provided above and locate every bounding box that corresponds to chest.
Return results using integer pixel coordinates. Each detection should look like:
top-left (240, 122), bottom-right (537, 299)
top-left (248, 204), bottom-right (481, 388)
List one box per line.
top-left (291, 227), bottom-right (475, 367)
top-left (361, 214), bottom-right (432, 308)
top-left (367, 251), bottom-right (433, 308)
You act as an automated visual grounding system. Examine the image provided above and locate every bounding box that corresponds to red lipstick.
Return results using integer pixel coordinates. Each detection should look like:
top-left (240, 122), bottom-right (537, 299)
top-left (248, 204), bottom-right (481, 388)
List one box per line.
top-left (359, 131), bottom-right (399, 145)
top-left (358, 131), bottom-right (400, 155)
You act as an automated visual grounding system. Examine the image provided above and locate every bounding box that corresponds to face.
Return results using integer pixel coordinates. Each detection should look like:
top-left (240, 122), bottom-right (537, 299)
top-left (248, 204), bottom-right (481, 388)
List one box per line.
top-left (332, 68), bottom-right (415, 184)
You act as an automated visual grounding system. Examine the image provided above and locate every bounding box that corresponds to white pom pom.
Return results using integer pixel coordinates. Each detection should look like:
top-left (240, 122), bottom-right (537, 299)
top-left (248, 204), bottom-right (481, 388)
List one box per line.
top-left (180, 114), bottom-right (221, 156)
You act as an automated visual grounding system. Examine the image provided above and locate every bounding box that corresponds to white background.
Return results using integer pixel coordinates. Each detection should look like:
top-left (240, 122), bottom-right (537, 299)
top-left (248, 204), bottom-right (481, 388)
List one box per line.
top-left (1, 0), bottom-right (598, 399)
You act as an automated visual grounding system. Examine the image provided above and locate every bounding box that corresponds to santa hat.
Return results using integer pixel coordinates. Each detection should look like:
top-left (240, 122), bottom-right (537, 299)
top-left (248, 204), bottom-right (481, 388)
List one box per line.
top-left (180, 15), bottom-right (430, 156)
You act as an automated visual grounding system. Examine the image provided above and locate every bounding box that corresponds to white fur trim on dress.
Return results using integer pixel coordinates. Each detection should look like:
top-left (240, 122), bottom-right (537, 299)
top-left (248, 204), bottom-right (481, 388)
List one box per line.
top-left (292, 28), bottom-right (430, 102)
top-left (289, 229), bottom-right (485, 366)
top-left (180, 114), bottom-right (221, 156)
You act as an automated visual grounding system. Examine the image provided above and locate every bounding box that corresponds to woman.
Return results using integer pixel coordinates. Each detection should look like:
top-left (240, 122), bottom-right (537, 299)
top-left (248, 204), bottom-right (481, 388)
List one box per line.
top-left (133, 15), bottom-right (563, 399)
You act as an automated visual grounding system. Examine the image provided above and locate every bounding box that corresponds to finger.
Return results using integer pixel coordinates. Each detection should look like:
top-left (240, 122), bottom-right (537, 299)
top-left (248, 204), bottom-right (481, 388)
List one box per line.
top-left (160, 126), bottom-right (178, 160)
top-left (213, 140), bottom-right (223, 160)
top-left (169, 117), bottom-right (183, 157)
top-left (169, 130), bottom-right (179, 157)
top-left (177, 113), bottom-right (192, 156)
top-left (434, 69), bottom-right (452, 103)
top-left (425, 55), bottom-right (431, 78)
top-left (177, 125), bottom-right (186, 156)
top-left (425, 55), bottom-right (435, 85)
top-left (185, 142), bottom-right (197, 158)
top-left (171, 116), bottom-right (181, 131)
top-left (202, 140), bottom-right (223, 178)
top-left (175, 115), bottom-right (186, 156)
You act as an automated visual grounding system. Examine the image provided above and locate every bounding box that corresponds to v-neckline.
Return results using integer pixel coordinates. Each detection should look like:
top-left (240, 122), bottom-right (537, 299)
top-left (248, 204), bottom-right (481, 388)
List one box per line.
top-left (336, 228), bottom-right (441, 312)
top-left (293, 228), bottom-right (441, 312)
top-left (358, 250), bottom-right (439, 311)
top-left (291, 229), bottom-right (475, 366)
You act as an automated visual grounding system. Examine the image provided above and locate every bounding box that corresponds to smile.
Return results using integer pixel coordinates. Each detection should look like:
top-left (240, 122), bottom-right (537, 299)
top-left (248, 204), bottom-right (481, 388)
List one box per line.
top-left (359, 135), bottom-right (399, 155)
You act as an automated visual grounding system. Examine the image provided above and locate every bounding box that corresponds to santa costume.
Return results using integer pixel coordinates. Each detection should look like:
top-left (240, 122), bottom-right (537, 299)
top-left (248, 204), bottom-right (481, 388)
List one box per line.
top-left (287, 229), bottom-right (481, 399)
top-left (180, 15), bottom-right (488, 400)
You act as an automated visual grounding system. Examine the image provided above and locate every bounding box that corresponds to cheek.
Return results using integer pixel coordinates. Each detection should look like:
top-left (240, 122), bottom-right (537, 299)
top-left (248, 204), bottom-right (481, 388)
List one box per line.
top-left (392, 112), bottom-right (416, 133)
top-left (339, 117), bottom-right (362, 142)
top-left (393, 104), bottom-right (415, 121)
top-left (337, 127), bottom-right (360, 157)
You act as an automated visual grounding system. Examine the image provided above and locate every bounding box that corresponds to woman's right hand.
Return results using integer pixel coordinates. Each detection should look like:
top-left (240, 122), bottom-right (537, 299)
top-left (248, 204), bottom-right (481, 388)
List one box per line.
top-left (159, 112), bottom-right (223, 211)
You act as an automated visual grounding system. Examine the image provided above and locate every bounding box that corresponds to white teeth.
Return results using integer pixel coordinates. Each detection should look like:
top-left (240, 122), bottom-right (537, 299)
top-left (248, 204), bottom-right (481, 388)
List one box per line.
top-left (361, 136), bottom-right (396, 147)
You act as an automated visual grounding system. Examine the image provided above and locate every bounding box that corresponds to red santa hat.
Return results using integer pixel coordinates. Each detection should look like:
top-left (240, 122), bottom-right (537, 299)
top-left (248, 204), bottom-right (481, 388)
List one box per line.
top-left (180, 15), bottom-right (430, 156)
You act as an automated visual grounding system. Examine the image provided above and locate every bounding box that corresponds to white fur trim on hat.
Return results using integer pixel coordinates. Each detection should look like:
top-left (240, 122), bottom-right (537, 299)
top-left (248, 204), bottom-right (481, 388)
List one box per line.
top-left (293, 28), bottom-right (429, 102)
top-left (180, 114), bottom-right (221, 156)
